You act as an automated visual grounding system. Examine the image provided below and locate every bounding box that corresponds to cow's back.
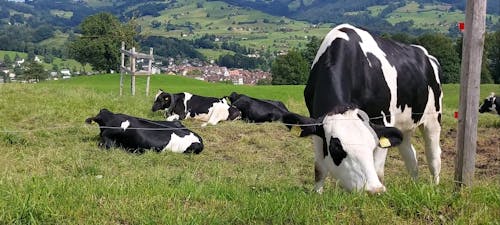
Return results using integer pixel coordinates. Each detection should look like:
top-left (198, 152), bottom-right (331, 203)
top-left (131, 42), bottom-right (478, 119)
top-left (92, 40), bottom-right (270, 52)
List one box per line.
top-left (307, 24), bottom-right (442, 129)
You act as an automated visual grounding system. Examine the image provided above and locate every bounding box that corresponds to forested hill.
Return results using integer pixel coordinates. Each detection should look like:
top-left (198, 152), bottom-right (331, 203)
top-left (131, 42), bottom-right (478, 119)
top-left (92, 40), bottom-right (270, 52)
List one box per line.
top-left (216, 0), bottom-right (499, 19)
top-left (215, 0), bottom-right (499, 33)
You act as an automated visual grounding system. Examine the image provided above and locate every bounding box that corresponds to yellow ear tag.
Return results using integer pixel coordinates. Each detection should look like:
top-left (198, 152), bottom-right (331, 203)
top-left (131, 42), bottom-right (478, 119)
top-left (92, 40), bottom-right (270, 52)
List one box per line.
top-left (290, 126), bottom-right (302, 137)
top-left (379, 137), bottom-right (391, 148)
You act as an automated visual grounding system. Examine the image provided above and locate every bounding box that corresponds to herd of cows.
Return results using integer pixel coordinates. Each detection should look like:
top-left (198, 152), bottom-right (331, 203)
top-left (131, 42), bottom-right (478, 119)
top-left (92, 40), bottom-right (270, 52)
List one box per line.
top-left (86, 24), bottom-right (499, 194)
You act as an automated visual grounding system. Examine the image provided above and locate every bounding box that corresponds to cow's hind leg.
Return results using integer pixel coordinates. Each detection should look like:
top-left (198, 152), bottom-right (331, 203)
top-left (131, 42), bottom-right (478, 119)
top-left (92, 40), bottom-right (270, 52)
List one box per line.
top-left (312, 136), bottom-right (327, 194)
top-left (420, 120), bottom-right (442, 184)
top-left (398, 131), bottom-right (419, 181)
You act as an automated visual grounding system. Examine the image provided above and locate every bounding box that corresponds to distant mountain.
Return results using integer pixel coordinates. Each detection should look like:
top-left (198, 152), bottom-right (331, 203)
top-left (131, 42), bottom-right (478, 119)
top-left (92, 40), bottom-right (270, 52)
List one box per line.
top-left (0, 0), bottom-right (498, 65)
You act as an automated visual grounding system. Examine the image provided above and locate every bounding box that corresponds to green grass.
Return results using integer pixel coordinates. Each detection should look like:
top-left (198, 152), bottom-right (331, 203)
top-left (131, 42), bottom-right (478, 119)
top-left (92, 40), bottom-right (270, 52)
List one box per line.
top-left (0, 75), bottom-right (499, 224)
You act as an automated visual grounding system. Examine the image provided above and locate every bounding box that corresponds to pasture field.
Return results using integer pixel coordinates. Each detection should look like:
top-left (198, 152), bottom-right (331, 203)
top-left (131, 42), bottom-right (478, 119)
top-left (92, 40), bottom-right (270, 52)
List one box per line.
top-left (0, 50), bottom-right (92, 73)
top-left (0, 74), bottom-right (499, 224)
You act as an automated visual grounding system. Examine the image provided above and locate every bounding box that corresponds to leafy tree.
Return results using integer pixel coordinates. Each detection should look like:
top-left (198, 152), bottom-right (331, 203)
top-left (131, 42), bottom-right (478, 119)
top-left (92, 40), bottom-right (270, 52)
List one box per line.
top-left (69, 13), bottom-right (137, 73)
top-left (416, 33), bottom-right (460, 83)
top-left (271, 49), bottom-right (309, 85)
top-left (32, 25), bottom-right (55, 42)
top-left (23, 61), bottom-right (47, 82)
top-left (27, 51), bottom-right (36, 61)
top-left (455, 36), bottom-right (494, 84)
top-left (3, 54), bottom-right (12, 67)
top-left (486, 31), bottom-right (500, 83)
top-left (302, 36), bottom-right (322, 68)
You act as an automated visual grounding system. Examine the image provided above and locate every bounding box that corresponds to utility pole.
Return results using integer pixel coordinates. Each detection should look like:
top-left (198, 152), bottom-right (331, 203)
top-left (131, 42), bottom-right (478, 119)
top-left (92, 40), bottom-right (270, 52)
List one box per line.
top-left (454, 0), bottom-right (487, 188)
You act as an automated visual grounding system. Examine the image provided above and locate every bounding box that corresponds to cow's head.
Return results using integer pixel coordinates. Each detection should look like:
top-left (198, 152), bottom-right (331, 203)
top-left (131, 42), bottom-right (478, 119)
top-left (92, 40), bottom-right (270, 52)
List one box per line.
top-left (283, 105), bottom-right (403, 193)
top-left (85, 108), bottom-right (114, 126)
top-left (479, 93), bottom-right (498, 114)
top-left (228, 92), bottom-right (242, 103)
top-left (228, 105), bottom-right (242, 120)
top-left (152, 89), bottom-right (176, 113)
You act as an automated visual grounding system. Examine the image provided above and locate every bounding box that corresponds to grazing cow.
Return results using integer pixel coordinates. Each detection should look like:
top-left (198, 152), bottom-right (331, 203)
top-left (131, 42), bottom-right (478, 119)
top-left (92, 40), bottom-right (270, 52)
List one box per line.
top-left (479, 93), bottom-right (499, 115)
top-left (152, 89), bottom-right (241, 126)
top-left (228, 92), bottom-right (290, 123)
top-left (283, 24), bottom-right (443, 193)
top-left (85, 109), bottom-right (204, 154)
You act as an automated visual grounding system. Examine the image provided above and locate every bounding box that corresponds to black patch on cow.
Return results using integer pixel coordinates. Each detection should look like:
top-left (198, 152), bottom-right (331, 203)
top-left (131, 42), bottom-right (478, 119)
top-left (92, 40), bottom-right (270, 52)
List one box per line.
top-left (372, 32), bottom-right (442, 123)
top-left (306, 28), bottom-right (392, 124)
top-left (327, 104), bottom-right (359, 116)
top-left (229, 92), bottom-right (290, 122)
top-left (307, 26), bottom-right (442, 126)
top-left (329, 138), bottom-right (347, 166)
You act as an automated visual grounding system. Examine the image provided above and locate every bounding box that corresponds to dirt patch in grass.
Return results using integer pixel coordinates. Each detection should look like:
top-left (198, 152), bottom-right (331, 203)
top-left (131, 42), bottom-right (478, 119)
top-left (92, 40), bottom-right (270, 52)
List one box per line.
top-left (442, 127), bottom-right (500, 179)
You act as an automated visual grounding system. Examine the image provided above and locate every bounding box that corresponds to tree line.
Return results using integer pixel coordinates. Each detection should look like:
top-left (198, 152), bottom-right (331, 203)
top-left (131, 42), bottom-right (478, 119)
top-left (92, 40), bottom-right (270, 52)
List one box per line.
top-left (271, 31), bottom-right (500, 85)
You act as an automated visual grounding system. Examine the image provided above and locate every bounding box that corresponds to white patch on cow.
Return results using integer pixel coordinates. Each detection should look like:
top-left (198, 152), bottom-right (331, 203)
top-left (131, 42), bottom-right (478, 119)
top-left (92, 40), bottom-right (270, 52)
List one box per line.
top-left (412, 45), bottom-right (441, 86)
top-left (320, 109), bottom-right (385, 193)
top-left (487, 95), bottom-right (497, 114)
top-left (120, 120), bottom-right (130, 131)
top-left (166, 114), bottom-right (180, 121)
top-left (183, 92), bottom-right (193, 114)
top-left (206, 99), bottom-right (231, 126)
top-left (312, 24), bottom-right (352, 68)
top-left (163, 133), bottom-right (201, 153)
top-left (154, 90), bottom-right (163, 101)
top-left (491, 96), bottom-right (497, 113)
top-left (345, 26), bottom-right (398, 126)
top-left (189, 98), bottom-right (231, 127)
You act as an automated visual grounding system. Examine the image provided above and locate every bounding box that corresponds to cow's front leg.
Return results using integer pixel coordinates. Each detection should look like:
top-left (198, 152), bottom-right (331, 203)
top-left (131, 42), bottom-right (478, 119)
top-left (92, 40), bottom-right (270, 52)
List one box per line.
top-left (373, 147), bottom-right (388, 183)
top-left (99, 136), bottom-right (116, 149)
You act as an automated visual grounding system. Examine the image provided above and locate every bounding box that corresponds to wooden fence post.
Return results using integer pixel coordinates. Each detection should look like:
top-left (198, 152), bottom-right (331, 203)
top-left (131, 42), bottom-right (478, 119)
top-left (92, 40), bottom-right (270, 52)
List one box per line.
top-left (454, 0), bottom-right (487, 188)
top-left (119, 43), bottom-right (154, 96)
top-left (120, 42), bottom-right (125, 96)
top-left (130, 47), bottom-right (136, 96)
top-left (146, 48), bottom-right (153, 96)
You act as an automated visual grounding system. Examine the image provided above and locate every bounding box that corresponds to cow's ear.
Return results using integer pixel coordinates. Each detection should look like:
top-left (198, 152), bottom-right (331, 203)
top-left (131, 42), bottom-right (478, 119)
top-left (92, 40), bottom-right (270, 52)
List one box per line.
top-left (370, 124), bottom-right (403, 148)
top-left (283, 113), bottom-right (322, 137)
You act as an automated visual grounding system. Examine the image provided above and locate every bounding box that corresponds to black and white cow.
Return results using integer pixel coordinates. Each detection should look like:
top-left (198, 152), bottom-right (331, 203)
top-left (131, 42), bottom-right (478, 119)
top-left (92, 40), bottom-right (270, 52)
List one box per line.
top-left (479, 92), bottom-right (499, 115)
top-left (85, 109), bottom-right (204, 154)
top-left (228, 92), bottom-right (290, 123)
top-left (284, 24), bottom-right (443, 193)
top-left (152, 89), bottom-right (241, 126)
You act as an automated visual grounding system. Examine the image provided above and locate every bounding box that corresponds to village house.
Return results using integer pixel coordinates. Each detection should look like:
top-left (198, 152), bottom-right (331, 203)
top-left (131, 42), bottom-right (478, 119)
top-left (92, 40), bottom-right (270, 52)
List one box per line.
top-left (160, 63), bottom-right (270, 85)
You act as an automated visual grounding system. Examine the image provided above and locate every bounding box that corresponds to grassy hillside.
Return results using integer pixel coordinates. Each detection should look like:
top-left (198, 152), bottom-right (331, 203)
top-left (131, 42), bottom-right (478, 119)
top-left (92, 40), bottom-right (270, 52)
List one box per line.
top-left (135, 0), bottom-right (332, 53)
top-left (366, 1), bottom-right (499, 33)
top-left (0, 50), bottom-right (92, 72)
top-left (0, 75), bottom-right (499, 224)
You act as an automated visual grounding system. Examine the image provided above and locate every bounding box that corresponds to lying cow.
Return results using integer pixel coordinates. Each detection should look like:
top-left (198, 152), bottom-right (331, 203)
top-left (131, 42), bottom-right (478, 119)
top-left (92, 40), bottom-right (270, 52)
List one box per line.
top-left (479, 92), bottom-right (499, 115)
top-left (228, 92), bottom-right (290, 123)
top-left (284, 24), bottom-right (443, 193)
top-left (152, 89), bottom-right (241, 126)
top-left (85, 109), bottom-right (203, 154)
